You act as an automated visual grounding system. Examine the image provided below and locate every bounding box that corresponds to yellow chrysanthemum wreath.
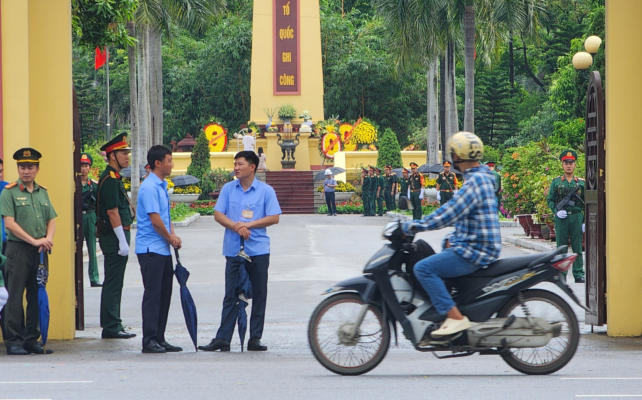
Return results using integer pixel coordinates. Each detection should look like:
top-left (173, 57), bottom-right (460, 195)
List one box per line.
top-left (353, 121), bottom-right (377, 144)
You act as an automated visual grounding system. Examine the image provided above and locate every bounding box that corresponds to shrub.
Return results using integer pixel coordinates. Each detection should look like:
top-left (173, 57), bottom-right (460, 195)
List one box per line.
top-left (82, 141), bottom-right (108, 181)
top-left (187, 131), bottom-right (211, 182)
top-left (278, 103), bottom-right (297, 120)
top-left (376, 128), bottom-right (403, 168)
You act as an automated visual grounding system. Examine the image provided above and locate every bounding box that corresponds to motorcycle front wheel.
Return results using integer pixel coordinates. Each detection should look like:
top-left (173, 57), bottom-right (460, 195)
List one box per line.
top-left (308, 292), bottom-right (390, 376)
top-left (496, 289), bottom-right (580, 375)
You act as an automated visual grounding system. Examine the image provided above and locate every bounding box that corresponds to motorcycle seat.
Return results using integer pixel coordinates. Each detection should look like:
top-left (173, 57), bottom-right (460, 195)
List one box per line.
top-left (467, 249), bottom-right (560, 278)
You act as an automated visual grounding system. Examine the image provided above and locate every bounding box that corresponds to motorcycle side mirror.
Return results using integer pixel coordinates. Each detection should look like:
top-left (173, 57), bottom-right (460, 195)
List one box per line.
top-left (398, 196), bottom-right (413, 210)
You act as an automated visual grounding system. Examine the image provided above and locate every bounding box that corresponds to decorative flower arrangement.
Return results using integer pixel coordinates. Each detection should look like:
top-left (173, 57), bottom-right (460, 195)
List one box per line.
top-left (165, 179), bottom-right (174, 192)
top-left (316, 180), bottom-right (356, 193)
top-left (423, 178), bottom-right (438, 188)
top-left (316, 118), bottom-right (340, 160)
top-left (339, 123), bottom-right (357, 151)
top-left (352, 120), bottom-right (378, 144)
top-left (122, 177), bottom-right (131, 191)
top-left (278, 103), bottom-right (297, 120)
top-left (173, 185), bottom-right (202, 194)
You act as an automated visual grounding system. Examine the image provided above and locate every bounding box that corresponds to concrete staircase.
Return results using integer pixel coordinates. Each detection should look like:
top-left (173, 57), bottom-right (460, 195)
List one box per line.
top-left (266, 171), bottom-right (315, 214)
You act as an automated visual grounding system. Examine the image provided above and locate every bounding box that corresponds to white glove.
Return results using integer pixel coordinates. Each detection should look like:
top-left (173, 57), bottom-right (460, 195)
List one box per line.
top-left (436, 192), bottom-right (441, 201)
top-left (582, 223), bottom-right (585, 233)
top-left (113, 225), bottom-right (130, 257)
top-left (0, 287), bottom-right (8, 311)
top-left (556, 210), bottom-right (568, 219)
top-left (419, 189), bottom-right (424, 200)
top-left (407, 189), bottom-right (410, 199)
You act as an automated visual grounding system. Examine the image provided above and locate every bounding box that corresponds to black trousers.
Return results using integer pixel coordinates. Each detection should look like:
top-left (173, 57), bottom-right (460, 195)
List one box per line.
top-left (216, 254), bottom-right (269, 342)
top-left (325, 191), bottom-right (337, 215)
top-left (138, 252), bottom-right (174, 346)
top-left (3, 241), bottom-right (44, 347)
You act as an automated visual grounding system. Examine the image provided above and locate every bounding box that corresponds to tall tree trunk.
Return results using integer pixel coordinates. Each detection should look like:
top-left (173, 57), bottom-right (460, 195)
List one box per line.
top-left (133, 24), bottom-right (152, 209)
top-left (427, 60), bottom-right (439, 165)
top-left (464, 0), bottom-right (475, 132)
top-left (509, 35), bottom-right (515, 93)
top-left (446, 41), bottom-right (459, 145)
top-left (439, 54), bottom-right (446, 159)
top-left (149, 28), bottom-right (164, 146)
top-left (127, 21), bottom-right (141, 209)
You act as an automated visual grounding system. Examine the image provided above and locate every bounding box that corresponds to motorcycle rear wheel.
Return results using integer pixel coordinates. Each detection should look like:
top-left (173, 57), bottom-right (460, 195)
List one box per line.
top-left (496, 289), bottom-right (580, 375)
top-left (308, 293), bottom-right (390, 376)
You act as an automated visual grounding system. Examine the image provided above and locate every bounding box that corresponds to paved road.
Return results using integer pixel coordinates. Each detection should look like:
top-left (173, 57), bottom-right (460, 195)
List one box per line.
top-left (1, 215), bottom-right (640, 400)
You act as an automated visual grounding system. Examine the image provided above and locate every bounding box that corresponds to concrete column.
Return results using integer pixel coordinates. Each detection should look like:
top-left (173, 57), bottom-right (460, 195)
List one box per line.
top-left (605, 0), bottom-right (642, 336)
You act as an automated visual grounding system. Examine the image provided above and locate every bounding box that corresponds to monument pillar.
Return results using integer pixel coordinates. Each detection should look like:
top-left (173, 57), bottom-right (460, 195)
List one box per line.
top-left (250, 0), bottom-right (324, 128)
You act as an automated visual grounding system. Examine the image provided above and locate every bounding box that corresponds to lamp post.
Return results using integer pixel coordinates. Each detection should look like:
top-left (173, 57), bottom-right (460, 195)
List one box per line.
top-left (573, 35), bottom-right (603, 73)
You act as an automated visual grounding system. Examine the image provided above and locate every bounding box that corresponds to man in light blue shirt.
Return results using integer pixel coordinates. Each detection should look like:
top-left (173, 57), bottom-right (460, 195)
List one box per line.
top-left (136, 145), bottom-right (183, 354)
top-left (199, 151), bottom-right (281, 352)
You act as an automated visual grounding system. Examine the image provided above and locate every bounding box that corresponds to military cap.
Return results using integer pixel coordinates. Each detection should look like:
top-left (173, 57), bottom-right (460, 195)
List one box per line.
top-left (100, 132), bottom-right (131, 153)
top-left (13, 148), bottom-right (42, 165)
top-left (385, 165), bottom-right (392, 170)
top-left (402, 168), bottom-right (410, 173)
top-left (374, 167), bottom-right (381, 173)
top-left (485, 160), bottom-right (496, 166)
top-left (369, 165), bottom-right (375, 171)
top-left (80, 152), bottom-right (93, 165)
top-left (559, 150), bottom-right (577, 162)
top-left (361, 167), bottom-right (368, 172)
top-left (443, 161), bottom-right (452, 167)
top-left (409, 162), bottom-right (419, 167)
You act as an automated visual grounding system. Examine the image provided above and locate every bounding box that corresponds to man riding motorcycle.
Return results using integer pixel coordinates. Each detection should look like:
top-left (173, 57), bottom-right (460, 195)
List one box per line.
top-left (403, 131), bottom-right (501, 338)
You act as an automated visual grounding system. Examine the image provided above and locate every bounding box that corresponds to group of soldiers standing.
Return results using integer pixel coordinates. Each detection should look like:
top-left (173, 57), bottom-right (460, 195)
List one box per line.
top-left (360, 165), bottom-right (398, 216)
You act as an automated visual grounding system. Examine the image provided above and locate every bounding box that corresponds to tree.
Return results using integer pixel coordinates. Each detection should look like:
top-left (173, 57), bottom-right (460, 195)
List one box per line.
top-left (475, 70), bottom-right (516, 147)
top-left (187, 131), bottom-right (211, 182)
top-left (376, 128), bottom-right (403, 168)
top-left (464, 0), bottom-right (476, 132)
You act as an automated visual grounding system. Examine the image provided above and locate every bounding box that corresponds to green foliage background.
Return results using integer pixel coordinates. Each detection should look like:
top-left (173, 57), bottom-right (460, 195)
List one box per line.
top-left (376, 128), bottom-right (402, 168)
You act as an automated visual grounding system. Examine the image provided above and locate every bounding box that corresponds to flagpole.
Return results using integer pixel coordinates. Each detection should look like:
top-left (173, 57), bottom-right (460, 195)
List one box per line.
top-left (106, 47), bottom-right (111, 140)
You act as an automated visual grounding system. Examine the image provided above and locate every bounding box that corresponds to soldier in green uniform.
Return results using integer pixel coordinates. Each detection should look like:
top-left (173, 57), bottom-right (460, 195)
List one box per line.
top-left (1, 148), bottom-right (57, 355)
top-left (360, 167), bottom-right (372, 216)
top-left (409, 162), bottom-right (424, 220)
top-left (367, 166), bottom-right (377, 216)
top-left (486, 161), bottom-right (502, 206)
top-left (80, 153), bottom-right (101, 287)
top-left (374, 167), bottom-right (385, 216)
top-left (547, 150), bottom-right (585, 283)
top-left (398, 168), bottom-right (410, 208)
top-left (435, 161), bottom-right (458, 206)
top-left (97, 133), bottom-right (136, 339)
top-left (383, 165), bottom-right (398, 212)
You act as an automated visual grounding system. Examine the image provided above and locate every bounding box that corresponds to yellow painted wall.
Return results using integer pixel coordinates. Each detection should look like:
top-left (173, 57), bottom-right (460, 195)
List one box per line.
top-left (249, 0), bottom-right (324, 125)
top-left (605, 0), bottom-right (642, 337)
top-left (1, 0), bottom-right (75, 340)
top-left (171, 152), bottom-right (236, 176)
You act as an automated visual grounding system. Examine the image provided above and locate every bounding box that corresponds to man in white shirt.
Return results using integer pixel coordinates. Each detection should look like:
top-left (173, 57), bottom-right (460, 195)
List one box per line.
top-left (242, 133), bottom-right (255, 153)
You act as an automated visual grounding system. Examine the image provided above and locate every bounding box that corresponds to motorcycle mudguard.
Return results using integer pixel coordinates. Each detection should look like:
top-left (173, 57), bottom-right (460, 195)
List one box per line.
top-left (325, 275), bottom-right (379, 304)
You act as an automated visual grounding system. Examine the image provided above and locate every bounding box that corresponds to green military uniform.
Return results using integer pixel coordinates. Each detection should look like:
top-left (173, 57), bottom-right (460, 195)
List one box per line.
top-left (98, 134), bottom-right (134, 335)
top-left (80, 153), bottom-right (100, 285)
top-left (547, 150), bottom-right (585, 281)
top-left (486, 161), bottom-right (502, 206)
top-left (0, 148), bottom-right (57, 351)
top-left (398, 169), bottom-right (410, 208)
top-left (367, 167), bottom-right (377, 216)
top-left (436, 162), bottom-right (458, 206)
top-left (374, 168), bottom-right (385, 216)
top-left (383, 166), bottom-right (397, 212)
top-left (361, 168), bottom-right (372, 216)
top-left (409, 163), bottom-right (424, 220)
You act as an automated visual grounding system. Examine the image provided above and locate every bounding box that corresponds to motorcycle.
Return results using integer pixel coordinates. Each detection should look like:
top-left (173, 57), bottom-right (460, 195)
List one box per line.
top-left (308, 198), bottom-right (586, 376)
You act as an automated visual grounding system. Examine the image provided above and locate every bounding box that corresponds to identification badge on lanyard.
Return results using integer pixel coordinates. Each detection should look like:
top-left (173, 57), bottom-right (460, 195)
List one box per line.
top-left (242, 206), bottom-right (254, 219)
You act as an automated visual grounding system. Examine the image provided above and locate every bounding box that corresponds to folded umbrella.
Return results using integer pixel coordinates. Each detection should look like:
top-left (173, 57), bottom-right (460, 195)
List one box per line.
top-left (313, 167), bottom-right (346, 181)
top-left (37, 251), bottom-right (50, 351)
top-left (174, 248), bottom-right (198, 351)
top-left (235, 238), bottom-right (253, 352)
top-left (171, 175), bottom-right (200, 186)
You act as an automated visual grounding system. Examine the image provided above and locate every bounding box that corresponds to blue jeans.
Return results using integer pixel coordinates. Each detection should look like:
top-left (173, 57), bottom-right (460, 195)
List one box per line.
top-left (413, 248), bottom-right (482, 315)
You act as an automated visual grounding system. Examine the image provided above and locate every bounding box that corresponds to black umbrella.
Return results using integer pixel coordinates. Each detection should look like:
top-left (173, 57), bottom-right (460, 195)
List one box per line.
top-left (172, 175), bottom-right (200, 186)
top-left (174, 248), bottom-right (198, 351)
top-left (234, 238), bottom-right (252, 352)
top-left (313, 167), bottom-right (346, 181)
top-left (391, 168), bottom-right (405, 178)
top-left (120, 164), bottom-right (147, 178)
top-left (420, 163), bottom-right (463, 176)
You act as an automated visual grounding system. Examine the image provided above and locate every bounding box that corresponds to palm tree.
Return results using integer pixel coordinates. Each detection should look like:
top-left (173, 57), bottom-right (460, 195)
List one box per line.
top-left (463, 0), bottom-right (475, 132)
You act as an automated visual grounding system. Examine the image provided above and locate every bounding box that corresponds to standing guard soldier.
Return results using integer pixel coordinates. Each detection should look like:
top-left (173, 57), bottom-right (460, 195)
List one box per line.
top-left (1, 148), bottom-right (57, 355)
top-left (383, 165), bottom-right (398, 212)
top-left (367, 166), bottom-right (377, 216)
top-left (435, 161), bottom-right (458, 206)
top-left (97, 133), bottom-right (136, 339)
top-left (486, 161), bottom-right (502, 205)
top-left (409, 162), bottom-right (424, 220)
top-left (547, 149), bottom-right (585, 283)
top-left (360, 167), bottom-right (372, 216)
top-left (80, 153), bottom-right (101, 287)
top-left (398, 168), bottom-right (410, 208)
top-left (374, 167), bottom-right (385, 216)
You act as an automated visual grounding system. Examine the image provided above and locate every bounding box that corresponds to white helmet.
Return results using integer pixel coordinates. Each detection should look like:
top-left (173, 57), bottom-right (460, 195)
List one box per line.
top-left (324, 169), bottom-right (332, 176)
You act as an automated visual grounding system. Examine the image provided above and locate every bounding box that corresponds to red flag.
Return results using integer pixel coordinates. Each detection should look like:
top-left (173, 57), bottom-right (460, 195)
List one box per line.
top-left (95, 47), bottom-right (107, 70)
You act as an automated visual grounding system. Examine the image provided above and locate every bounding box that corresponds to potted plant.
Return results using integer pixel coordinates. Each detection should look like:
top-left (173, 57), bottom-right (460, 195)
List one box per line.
top-left (278, 103), bottom-right (297, 126)
top-left (204, 168), bottom-right (233, 199)
top-left (170, 184), bottom-right (202, 204)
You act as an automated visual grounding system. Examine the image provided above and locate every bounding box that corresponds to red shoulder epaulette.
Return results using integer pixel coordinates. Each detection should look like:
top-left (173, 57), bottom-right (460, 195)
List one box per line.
top-left (109, 171), bottom-right (120, 179)
top-left (5, 181), bottom-right (17, 189)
